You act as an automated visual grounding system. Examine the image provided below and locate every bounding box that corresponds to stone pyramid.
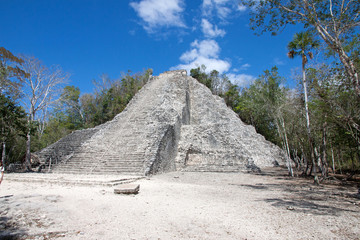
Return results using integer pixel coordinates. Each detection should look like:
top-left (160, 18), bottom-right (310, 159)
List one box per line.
top-left (36, 70), bottom-right (285, 175)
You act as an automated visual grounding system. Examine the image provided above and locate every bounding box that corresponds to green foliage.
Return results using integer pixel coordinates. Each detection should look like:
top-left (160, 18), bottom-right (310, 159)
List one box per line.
top-left (241, 0), bottom-right (360, 96)
top-left (80, 69), bottom-right (152, 127)
top-left (0, 94), bottom-right (28, 163)
top-left (0, 94), bottom-right (27, 141)
top-left (190, 65), bottom-right (212, 90)
top-left (58, 85), bottom-right (83, 130)
top-left (287, 32), bottom-right (319, 65)
top-left (309, 64), bottom-right (360, 146)
top-left (190, 65), bottom-right (233, 96)
top-left (0, 47), bottom-right (28, 98)
top-left (235, 63), bottom-right (360, 174)
top-left (237, 66), bottom-right (287, 144)
top-left (308, 64), bottom-right (360, 172)
top-left (33, 115), bottom-right (73, 150)
top-left (223, 84), bottom-right (240, 110)
top-left (240, 0), bottom-right (359, 38)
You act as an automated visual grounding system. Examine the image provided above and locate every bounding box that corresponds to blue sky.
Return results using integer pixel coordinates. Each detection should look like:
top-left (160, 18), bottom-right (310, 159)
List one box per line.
top-left (1, 0), bottom-right (304, 94)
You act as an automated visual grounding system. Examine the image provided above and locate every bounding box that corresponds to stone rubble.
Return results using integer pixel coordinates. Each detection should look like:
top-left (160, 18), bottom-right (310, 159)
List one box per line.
top-left (36, 70), bottom-right (285, 175)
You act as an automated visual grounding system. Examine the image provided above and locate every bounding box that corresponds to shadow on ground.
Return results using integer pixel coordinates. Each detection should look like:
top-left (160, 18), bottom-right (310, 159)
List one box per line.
top-left (0, 194), bottom-right (72, 240)
top-left (264, 197), bottom-right (357, 215)
top-left (0, 195), bottom-right (27, 240)
top-left (232, 168), bottom-right (360, 216)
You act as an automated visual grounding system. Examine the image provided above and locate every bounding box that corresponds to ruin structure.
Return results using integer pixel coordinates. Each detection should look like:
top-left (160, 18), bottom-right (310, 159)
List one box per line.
top-left (36, 70), bottom-right (285, 175)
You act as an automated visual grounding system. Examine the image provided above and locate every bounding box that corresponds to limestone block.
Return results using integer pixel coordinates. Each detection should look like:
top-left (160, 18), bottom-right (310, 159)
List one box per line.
top-left (114, 184), bottom-right (140, 194)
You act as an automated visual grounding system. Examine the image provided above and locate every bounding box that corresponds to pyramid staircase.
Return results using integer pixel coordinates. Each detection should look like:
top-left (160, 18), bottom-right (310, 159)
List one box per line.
top-left (38, 70), bottom-right (189, 175)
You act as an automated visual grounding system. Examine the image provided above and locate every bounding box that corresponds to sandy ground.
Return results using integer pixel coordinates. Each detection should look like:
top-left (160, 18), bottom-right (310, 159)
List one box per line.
top-left (0, 168), bottom-right (359, 240)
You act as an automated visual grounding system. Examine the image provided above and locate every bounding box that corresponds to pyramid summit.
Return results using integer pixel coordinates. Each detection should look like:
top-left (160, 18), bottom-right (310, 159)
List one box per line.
top-left (36, 70), bottom-right (286, 175)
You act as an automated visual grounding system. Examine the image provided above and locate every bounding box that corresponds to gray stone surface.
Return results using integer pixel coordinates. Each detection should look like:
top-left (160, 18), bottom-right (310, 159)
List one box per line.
top-left (114, 184), bottom-right (140, 194)
top-left (36, 70), bottom-right (285, 175)
top-left (5, 173), bottom-right (143, 187)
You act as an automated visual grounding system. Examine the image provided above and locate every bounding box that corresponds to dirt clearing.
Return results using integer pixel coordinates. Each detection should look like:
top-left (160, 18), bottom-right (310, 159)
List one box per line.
top-left (0, 168), bottom-right (359, 240)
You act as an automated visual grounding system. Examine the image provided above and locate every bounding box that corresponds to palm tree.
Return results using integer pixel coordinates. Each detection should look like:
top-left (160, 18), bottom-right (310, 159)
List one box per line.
top-left (287, 31), bottom-right (319, 183)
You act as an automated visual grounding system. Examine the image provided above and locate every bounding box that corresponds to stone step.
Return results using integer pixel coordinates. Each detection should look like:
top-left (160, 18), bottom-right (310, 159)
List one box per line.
top-left (53, 167), bottom-right (144, 174)
top-left (55, 161), bottom-right (143, 167)
top-left (54, 160), bottom-right (145, 166)
top-left (53, 164), bottom-right (144, 170)
top-left (51, 170), bottom-right (144, 175)
top-left (59, 159), bottom-right (144, 164)
top-left (54, 163), bottom-right (144, 170)
top-left (53, 161), bottom-right (144, 168)
top-left (64, 153), bottom-right (145, 158)
top-left (183, 164), bottom-right (247, 172)
top-left (61, 158), bottom-right (145, 164)
top-left (94, 167), bottom-right (144, 172)
top-left (66, 154), bottom-right (145, 159)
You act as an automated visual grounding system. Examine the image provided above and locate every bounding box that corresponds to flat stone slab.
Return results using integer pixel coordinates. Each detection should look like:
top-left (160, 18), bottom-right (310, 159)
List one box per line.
top-left (114, 184), bottom-right (140, 194)
top-left (5, 173), bottom-right (144, 187)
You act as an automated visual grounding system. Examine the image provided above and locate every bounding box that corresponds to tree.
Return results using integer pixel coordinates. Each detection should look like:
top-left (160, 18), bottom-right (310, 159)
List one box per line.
top-left (80, 93), bottom-right (97, 127)
top-left (34, 86), bottom-right (84, 148)
top-left (190, 66), bottom-right (232, 96)
top-left (237, 67), bottom-right (294, 175)
top-left (288, 31), bottom-right (319, 182)
top-left (224, 83), bottom-right (241, 110)
top-left (19, 56), bottom-right (69, 171)
top-left (308, 64), bottom-right (360, 174)
top-left (58, 86), bottom-right (84, 130)
top-left (240, 0), bottom-right (360, 96)
top-left (0, 94), bottom-right (27, 168)
top-left (190, 65), bottom-right (212, 90)
top-left (0, 47), bottom-right (28, 98)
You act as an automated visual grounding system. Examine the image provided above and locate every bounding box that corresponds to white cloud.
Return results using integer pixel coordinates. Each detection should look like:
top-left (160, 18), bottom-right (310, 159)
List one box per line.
top-left (232, 63), bottom-right (251, 72)
top-left (180, 40), bottom-right (220, 61)
top-left (274, 57), bottom-right (285, 66)
top-left (240, 63), bottom-right (251, 70)
top-left (227, 73), bottom-right (256, 87)
top-left (201, 19), bottom-right (226, 38)
top-left (130, 0), bottom-right (186, 33)
top-left (202, 0), bottom-right (213, 15)
top-left (171, 39), bottom-right (230, 74)
top-left (172, 40), bottom-right (254, 88)
top-left (174, 57), bottom-right (230, 74)
top-left (201, 0), bottom-right (241, 19)
top-left (237, 4), bottom-right (247, 12)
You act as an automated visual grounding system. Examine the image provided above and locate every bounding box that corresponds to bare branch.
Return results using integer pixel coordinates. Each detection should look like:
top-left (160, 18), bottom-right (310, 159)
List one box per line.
top-left (19, 55), bottom-right (70, 119)
top-left (328, 0), bottom-right (338, 37)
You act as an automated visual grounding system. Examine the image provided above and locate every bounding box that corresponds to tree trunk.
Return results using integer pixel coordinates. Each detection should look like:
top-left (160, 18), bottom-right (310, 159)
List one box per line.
top-left (280, 117), bottom-right (293, 177)
top-left (24, 112), bottom-right (34, 171)
top-left (24, 128), bottom-right (32, 171)
top-left (314, 147), bottom-right (322, 174)
top-left (302, 64), bottom-right (310, 134)
top-left (292, 149), bottom-right (300, 170)
top-left (302, 62), bottom-right (318, 184)
top-left (275, 118), bottom-right (293, 177)
top-left (1, 142), bottom-right (5, 168)
top-left (337, 148), bottom-right (343, 175)
top-left (331, 145), bottom-right (335, 173)
top-left (321, 121), bottom-right (328, 177)
top-left (301, 147), bottom-right (309, 175)
top-left (349, 146), bottom-right (355, 172)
